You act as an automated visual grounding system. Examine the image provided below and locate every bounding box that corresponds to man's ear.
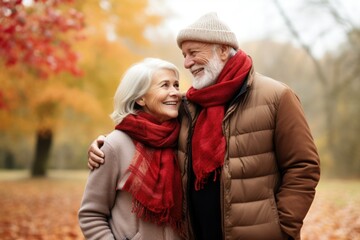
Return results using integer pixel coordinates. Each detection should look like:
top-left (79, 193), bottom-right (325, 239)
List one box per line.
top-left (136, 98), bottom-right (145, 106)
top-left (218, 45), bottom-right (231, 61)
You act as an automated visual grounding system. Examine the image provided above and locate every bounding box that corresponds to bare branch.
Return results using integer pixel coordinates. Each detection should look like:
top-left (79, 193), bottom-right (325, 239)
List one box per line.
top-left (273, 0), bottom-right (328, 85)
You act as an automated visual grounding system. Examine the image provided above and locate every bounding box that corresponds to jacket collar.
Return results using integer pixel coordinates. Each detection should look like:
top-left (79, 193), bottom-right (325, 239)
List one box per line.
top-left (228, 66), bottom-right (255, 107)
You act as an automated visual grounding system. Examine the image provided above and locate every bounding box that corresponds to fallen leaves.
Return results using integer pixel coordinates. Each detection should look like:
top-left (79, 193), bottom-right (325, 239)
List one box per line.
top-left (0, 177), bottom-right (86, 240)
top-left (302, 179), bottom-right (360, 240)
top-left (0, 172), bottom-right (359, 239)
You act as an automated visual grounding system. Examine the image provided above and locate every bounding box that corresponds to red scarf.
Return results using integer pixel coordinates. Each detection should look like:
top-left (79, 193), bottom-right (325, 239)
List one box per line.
top-left (186, 50), bottom-right (252, 190)
top-left (115, 112), bottom-right (183, 232)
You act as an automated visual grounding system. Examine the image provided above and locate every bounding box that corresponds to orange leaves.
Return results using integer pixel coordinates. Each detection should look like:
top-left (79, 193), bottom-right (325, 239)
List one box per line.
top-left (301, 180), bottom-right (360, 240)
top-left (1, 175), bottom-right (359, 240)
top-left (12, 81), bottom-right (105, 133)
top-left (31, 83), bottom-right (104, 127)
top-left (0, 177), bottom-right (86, 240)
top-left (302, 198), bottom-right (360, 239)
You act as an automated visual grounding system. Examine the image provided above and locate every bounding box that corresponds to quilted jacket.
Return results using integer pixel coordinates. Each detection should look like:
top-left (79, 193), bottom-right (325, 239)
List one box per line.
top-left (177, 68), bottom-right (320, 240)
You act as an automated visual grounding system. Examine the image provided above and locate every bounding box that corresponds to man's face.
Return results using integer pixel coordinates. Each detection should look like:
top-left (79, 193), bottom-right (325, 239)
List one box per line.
top-left (181, 41), bottom-right (225, 89)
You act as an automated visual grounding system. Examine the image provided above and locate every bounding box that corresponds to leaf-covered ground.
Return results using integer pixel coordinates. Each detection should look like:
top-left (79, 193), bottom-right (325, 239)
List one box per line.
top-left (302, 179), bottom-right (360, 240)
top-left (0, 170), bottom-right (87, 240)
top-left (0, 170), bottom-right (359, 240)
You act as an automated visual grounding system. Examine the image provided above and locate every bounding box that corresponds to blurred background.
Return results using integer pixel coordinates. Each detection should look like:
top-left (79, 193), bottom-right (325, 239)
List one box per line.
top-left (0, 0), bottom-right (359, 239)
top-left (1, 0), bottom-right (359, 178)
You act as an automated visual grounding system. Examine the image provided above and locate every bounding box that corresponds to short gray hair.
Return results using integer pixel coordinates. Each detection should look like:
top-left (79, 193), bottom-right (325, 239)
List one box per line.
top-left (110, 58), bottom-right (179, 124)
top-left (212, 44), bottom-right (237, 59)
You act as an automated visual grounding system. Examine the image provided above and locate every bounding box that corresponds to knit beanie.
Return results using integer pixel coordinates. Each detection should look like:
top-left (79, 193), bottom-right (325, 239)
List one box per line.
top-left (176, 12), bottom-right (239, 50)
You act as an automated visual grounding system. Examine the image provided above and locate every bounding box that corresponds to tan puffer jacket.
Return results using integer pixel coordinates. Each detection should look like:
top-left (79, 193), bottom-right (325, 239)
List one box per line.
top-left (178, 69), bottom-right (320, 240)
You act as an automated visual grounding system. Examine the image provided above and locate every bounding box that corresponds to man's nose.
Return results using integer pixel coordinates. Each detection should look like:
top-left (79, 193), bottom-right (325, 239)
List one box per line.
top-left (184, 56), bottom-right (194, 69)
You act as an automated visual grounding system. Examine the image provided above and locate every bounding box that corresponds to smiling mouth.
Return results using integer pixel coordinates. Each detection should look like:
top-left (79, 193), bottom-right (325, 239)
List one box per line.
top-left (192, 68), bottom-right (204, 76)
top-left (164, 101), bottom-right (178, 106)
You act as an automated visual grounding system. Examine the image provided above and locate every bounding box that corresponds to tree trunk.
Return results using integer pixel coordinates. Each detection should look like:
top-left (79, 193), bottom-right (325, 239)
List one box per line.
top-left (31, 128), bottom-right (53, 177)
top-left (4, 150), bottom-right (15, 169)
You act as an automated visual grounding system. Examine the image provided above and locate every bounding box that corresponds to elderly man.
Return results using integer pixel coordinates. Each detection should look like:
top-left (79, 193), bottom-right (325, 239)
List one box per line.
top-left (88, 12), bottom-right (320, 240)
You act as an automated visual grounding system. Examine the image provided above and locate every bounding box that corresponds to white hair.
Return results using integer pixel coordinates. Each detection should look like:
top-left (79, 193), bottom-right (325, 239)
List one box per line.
top-left (110, 58), bottom-right (179, 124)
top-left (213, 44), bottom-right (237, 58)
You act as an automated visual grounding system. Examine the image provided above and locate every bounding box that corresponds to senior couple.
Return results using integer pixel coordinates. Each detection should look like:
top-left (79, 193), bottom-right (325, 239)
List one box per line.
top-left (78, 12), bottom-right (320, 240)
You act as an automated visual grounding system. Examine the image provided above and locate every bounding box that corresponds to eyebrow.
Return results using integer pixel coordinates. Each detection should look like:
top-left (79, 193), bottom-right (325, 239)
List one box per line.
top-left (157, 79), bottom-right (179, 85)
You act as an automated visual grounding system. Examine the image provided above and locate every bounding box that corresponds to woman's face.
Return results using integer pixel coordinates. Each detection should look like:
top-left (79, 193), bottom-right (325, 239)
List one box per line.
top-left (138, 69), bottom-right (181, 122)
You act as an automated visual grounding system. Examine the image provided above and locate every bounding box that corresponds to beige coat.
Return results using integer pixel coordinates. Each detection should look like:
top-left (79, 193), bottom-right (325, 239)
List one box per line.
top-left (78, 130), bottom-right (182, 240)
top-left (178, 69), bottom-right (320, 240)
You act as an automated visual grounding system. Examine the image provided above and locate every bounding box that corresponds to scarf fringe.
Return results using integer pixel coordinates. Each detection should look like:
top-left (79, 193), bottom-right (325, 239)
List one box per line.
top-left (195, 168), bottom-right (222, 191)
top-left (131, 200), bottom-right (185, 237)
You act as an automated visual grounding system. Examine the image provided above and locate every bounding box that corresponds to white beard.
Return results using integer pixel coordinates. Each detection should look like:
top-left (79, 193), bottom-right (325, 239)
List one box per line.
top-left (192, 53), bottom-right (225, 90)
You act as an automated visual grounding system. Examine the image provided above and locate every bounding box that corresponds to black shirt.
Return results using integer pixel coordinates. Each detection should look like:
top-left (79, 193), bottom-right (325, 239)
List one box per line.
top-left (189, 170), bottom-right (222, 240)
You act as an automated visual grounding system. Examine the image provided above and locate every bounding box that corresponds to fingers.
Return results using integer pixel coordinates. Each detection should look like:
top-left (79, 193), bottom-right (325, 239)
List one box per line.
top-left (87, 161), bottom-right (94, 170)
top-left (89, 143), bottom-right (104, 158)
top-left (87, 152), bottom-right (104, 170)
top-left (88, 155), bottom-right (101, 169)
top-left (98, 135), bottom-right (106, 142)
top-left (89, 151), bottom-right (104, 164)
top-left (88, 138), bottom-right (105, 157)
top-left (87, 135), bottom-right (106, 170)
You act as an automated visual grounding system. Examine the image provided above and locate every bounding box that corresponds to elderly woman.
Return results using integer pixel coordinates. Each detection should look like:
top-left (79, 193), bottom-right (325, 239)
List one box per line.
top-left (78, 58), bottom-right (184, 240)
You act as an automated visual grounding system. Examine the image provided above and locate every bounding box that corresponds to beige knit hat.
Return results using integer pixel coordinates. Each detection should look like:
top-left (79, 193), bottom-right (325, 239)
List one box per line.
top-left (176, 12), bottom-right (239, 50)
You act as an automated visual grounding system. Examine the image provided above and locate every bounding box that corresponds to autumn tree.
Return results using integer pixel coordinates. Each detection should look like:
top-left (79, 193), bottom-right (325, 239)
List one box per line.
top-left (0, 1), bottom-right (85, 176)
top-left (273, 0), bottom-right (360, 176)
top-left (0, 0), bottom-right (165, 176)
top-left (0, 0), bottom-right (87, 176)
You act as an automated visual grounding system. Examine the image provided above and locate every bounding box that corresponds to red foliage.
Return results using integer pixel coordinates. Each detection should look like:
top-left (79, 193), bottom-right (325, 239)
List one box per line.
top-left (0, 91), bottom-right (6, 110)
top-left (0, 0), bottom-right (85, 78)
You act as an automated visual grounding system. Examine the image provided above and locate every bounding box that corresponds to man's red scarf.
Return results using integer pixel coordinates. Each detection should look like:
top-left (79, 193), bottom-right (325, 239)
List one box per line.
top-left (186, 50), bottom-right (252, 190)
top-left (115, 112), bottom-right (182, 232)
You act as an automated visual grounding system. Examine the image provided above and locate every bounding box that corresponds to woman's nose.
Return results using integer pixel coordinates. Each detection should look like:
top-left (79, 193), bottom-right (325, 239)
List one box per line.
top-left (169, 86), bottom-right (180, 96)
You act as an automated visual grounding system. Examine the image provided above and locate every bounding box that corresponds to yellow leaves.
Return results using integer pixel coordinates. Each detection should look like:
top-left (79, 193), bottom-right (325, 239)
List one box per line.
top-left (0, 60), bottom-right (105, 134)
top-left (29, 82), bottom-right (104, 130)
top-left (0, 64), bottom-right (37, 132)
top-left (80, 0), bottom-right (163, 46)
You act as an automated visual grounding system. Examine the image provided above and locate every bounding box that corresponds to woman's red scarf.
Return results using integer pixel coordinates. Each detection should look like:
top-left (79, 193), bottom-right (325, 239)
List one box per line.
top-left (115, 112), bottom-right (183, 233)
top-left (186, 50), bottom-right (252, 190)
